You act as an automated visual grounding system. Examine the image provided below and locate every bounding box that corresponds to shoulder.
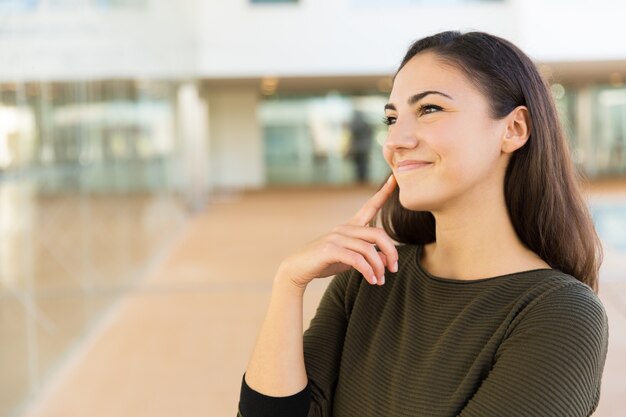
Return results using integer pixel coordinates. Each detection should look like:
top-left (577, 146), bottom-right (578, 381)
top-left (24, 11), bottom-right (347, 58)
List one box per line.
top-left (504, 275), bottom-right (609, 351)
top-left (524, 274), bottom-right (607, 321)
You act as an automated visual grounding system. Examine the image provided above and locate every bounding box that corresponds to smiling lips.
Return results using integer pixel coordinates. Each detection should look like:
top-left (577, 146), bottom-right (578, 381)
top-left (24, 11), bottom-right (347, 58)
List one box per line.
top-left (396, 160), bottom-right (433, 173)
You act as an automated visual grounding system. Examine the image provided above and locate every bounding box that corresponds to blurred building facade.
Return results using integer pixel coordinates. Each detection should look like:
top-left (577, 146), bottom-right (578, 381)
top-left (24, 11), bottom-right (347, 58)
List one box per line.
top-left (1, 0), bottom-right (626, 415)
top-left (1, 0), bottom-right (626, 193)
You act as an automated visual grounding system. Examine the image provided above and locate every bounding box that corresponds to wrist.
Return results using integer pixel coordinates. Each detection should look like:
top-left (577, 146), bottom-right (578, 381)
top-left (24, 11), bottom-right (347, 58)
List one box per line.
top-left (274, 265), bottom-right (308, 296)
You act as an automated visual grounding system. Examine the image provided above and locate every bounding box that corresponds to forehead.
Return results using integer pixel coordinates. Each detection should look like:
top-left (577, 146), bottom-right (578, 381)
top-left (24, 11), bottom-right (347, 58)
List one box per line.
top-left (389, 52), bottom-right (478, 105)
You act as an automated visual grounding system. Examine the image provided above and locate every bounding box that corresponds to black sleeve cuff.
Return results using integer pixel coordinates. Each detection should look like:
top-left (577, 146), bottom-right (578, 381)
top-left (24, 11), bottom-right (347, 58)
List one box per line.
top-left (238, 373), bottom-right (312, 417)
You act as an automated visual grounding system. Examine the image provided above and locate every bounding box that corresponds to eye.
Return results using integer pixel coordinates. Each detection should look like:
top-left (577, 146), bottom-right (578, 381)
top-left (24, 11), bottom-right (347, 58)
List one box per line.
top-left (382, 115), bottom-right (396, 126)
top-left (418, 104), bottom-right (443, 115)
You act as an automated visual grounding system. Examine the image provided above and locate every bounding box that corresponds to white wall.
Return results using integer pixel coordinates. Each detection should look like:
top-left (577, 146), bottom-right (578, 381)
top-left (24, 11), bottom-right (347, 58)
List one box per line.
top-left (196, 0), bottom-right (517, 78)
top-left (514, 0), bottom-right (626, 62)
top-left (195, 0), bottom-right (626, 78)
top-left (0, 0), bottom-right (197, 81)
top-left (206, 87), bottom-right (264, 189)
top-left (4, 0), bottom-right (625, 82)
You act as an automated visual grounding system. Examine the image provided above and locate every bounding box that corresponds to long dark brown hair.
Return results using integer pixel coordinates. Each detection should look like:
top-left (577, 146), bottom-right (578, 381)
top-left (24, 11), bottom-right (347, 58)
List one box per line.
top-left (375, 30), bottom-right (603, 293)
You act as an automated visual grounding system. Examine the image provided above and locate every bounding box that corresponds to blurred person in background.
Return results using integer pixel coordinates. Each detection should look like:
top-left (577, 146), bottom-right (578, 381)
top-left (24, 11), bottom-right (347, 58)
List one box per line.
top-left (347, 108), bottom-right (373, 184)
top-left (238, 30), bottom-right (608, 417)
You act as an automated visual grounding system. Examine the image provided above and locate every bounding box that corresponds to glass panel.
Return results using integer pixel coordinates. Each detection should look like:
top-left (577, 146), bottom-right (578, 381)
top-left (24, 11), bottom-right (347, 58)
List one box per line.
top-left (591, 86), bottom-right (626, 176)
top-left (552, 83), bottom-right (582, 168)
top-left (0, 79), bottom-right (189, 415)
top-left (260, 93), bottom-right (391, 186)
top-left (590, 202), bottom-right (626, 251)
top-left (7, 80), bottom-right (178, 194)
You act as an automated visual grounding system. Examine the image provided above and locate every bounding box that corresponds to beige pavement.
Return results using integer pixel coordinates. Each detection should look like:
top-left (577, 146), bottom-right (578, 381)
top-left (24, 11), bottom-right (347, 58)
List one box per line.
top-left (19, 182), bottom-right (626, 417)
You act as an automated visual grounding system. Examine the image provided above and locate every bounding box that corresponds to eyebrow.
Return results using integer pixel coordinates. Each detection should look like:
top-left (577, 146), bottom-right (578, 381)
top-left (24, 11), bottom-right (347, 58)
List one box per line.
top-left (384, 90), bottom-right (454, 111)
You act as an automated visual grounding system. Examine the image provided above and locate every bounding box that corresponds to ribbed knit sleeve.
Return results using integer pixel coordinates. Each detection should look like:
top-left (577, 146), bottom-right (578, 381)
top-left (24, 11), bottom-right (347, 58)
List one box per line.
top-left (302, 270), bottom-right (354, 417)
top-left (458, 281), bottom-right (609, 417)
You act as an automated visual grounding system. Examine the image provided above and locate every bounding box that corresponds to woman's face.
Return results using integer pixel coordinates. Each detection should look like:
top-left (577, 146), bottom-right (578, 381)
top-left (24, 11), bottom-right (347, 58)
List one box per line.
top-left (382, 52), bottom-right (508, 212)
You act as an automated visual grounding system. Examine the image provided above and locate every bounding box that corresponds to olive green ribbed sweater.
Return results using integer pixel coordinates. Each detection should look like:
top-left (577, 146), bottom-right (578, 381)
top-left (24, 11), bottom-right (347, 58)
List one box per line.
top-left (239, 244), bottom-right (609, 417)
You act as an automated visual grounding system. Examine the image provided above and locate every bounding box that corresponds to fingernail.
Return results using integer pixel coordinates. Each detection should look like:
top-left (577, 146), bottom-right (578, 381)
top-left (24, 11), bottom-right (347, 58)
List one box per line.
top-left (371, 275), bottom-right (377, 285)
top-left (387, 174), bottom-right (394, 184)
top-left (380, 275), bottom-right (385, 285)
top-left (393, 261), bottom-right (398, 272)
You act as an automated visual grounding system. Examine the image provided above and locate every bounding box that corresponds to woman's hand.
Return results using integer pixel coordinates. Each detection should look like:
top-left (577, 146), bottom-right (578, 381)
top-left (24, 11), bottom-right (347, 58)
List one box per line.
top-left (277, 174), bottom-right (399, 289)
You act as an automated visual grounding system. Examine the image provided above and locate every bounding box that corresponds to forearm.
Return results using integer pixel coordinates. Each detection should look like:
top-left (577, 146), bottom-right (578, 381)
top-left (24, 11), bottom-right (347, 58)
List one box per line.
top-left (244, 268), bottom-right (308, 397)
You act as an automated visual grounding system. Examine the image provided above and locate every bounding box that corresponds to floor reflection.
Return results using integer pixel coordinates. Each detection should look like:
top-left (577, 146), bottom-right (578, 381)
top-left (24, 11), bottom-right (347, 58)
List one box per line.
top-left (0, 182), bottom-right (188, 417)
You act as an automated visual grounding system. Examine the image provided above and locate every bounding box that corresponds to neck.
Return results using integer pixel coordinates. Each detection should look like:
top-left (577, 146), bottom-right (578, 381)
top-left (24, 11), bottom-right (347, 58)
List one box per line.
top-left (421, 178), bottom-right (549, 280)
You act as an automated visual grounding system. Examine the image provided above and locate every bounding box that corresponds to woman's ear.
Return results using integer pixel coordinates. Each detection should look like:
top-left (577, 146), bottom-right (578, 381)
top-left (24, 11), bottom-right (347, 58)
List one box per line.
top-left (501, 106), bottom-right (531, 154)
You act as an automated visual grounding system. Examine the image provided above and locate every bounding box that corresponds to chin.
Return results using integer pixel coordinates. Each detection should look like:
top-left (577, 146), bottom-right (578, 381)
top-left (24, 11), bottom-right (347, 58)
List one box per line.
top-left (399, 191), bottom-right (433, 212)
top-left (398, 185), bottom-right (449, 212)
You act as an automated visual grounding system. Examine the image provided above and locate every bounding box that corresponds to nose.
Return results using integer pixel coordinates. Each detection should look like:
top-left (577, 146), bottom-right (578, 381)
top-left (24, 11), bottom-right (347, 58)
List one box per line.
top-left (383, 116), bottom-right (419, 154)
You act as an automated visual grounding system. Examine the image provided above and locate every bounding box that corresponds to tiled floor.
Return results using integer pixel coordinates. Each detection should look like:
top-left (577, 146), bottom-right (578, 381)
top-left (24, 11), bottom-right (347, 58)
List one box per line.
top-left (12, 182), bottom-right (626, 417)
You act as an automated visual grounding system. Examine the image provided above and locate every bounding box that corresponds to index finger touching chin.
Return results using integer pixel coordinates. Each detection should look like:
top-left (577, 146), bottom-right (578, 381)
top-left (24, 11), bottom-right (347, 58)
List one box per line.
top-left (347, 174), bottom-right (396, 227)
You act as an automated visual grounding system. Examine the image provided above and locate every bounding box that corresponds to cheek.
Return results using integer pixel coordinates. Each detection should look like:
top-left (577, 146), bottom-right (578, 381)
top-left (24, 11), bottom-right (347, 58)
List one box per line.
top-left (435, 121), bottom-right (499, 184)
top-left (443, 138), bottom-right (501, 187)
top-left (382, 142), bottom-right (394, 167)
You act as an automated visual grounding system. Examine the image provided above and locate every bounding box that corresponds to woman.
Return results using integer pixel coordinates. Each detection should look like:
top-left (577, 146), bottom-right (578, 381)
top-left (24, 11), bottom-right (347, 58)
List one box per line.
top-left (237, 30), bottom-right (609, 417)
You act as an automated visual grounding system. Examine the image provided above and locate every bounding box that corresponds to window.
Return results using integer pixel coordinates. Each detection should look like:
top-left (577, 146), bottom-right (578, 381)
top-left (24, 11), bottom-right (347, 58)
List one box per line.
top-left (260, 93), bottom-right (390, 185)
top-left (0, 0), bottom-right (38, 12)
